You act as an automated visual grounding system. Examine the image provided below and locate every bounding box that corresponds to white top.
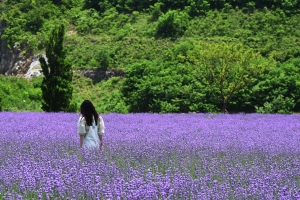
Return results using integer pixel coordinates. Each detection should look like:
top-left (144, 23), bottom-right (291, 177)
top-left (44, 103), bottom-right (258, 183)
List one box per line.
top-left (77, 115), bottom-right (105, 148)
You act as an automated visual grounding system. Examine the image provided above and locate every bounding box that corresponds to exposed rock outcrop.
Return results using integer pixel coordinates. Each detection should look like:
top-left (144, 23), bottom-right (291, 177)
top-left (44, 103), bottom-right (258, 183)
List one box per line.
top-left (74, 68), bottom-right (126, 82)
top-left (0, 21), bottom-right (125, 81)
top-left (25, 57), bottom-right (126, 81)
top-left (0, 21), bottom-right (34, 76)
top-left (24, 54), bottom-right (45, 78)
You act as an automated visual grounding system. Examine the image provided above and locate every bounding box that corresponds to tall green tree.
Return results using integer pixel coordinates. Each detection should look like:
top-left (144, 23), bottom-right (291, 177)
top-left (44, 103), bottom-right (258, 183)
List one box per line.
top-left (39, 24), bottom-right (73, 112)
top-left (188, 42), bottom-right (275, 113)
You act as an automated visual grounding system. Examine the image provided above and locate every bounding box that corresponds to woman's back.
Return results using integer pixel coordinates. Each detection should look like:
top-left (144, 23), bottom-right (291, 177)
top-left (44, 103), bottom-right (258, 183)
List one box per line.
top-left (78, 100), bottom-right (105, 150)
top-left (83, 117), bottom-right (99, 148)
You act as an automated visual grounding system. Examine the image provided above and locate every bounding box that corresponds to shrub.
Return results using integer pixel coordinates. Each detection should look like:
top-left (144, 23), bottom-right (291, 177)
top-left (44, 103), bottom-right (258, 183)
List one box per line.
top-left (255, 95), bottom-right (295, 114)
top-left (155, 10), bottom-right (189, 39)
top-left (149, 2), bottom-right (163, 22)
top-left (95, 46), bottom-right (111, 69)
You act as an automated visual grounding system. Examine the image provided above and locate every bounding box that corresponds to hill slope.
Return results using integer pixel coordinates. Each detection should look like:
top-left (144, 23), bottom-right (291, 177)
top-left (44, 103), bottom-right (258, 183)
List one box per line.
top-left (1, 0), bottom-right (300, 113)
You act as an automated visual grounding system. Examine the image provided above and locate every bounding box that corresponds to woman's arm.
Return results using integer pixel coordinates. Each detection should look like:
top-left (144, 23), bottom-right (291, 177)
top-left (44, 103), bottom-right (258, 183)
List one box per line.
top-left (99, 135), bottom-right (103, 150)
top-left (80, 135), bottom-right (85, 148)
top-left (78, 117), bottom-right (86, 148)
top-left (98, 115), bottom-right (105, 150)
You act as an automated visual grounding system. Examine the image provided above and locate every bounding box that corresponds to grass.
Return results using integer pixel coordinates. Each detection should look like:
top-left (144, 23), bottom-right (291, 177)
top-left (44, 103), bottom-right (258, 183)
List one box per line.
top-left (0, 72), bottom-right (125, 113)
top-left (72, 72), bottom-right (126, 113)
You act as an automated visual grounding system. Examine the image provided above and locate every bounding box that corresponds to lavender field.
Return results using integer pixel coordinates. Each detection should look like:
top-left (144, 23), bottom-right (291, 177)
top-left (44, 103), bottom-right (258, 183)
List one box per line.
top-left (1, 112), bottom-right (300, 199)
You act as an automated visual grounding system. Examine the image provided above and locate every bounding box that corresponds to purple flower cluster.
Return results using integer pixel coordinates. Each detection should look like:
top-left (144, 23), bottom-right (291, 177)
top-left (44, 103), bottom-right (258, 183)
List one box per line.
top-left (1, 112), bottom-right (300, 199)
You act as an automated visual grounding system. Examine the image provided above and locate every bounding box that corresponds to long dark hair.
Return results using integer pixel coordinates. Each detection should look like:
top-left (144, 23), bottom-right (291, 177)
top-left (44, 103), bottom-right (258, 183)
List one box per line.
top-left (80, 100), bottom-right (99, 126)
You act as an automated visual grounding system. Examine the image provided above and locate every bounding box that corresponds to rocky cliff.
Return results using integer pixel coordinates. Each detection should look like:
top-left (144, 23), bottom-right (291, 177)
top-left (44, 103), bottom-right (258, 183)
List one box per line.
top-left (0, 21), bottom-right (125, 81)
top-left (0, 21), bottom-right (35, 76)
top-left (74, 68), bottom-right (126, 82)
top-left (25, 57), bottom-right (126, 82)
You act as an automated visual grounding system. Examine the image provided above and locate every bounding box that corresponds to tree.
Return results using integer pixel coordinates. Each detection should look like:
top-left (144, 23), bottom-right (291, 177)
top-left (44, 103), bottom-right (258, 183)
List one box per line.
top-left (188, 42), bottom-right (275, 113)
top-left (39, 24), bottom-right (73, 112)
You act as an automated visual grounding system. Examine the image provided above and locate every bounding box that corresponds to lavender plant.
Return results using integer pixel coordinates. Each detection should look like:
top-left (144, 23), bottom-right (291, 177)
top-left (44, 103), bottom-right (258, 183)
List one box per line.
top-left (1, 112), bottom-right (300, 199)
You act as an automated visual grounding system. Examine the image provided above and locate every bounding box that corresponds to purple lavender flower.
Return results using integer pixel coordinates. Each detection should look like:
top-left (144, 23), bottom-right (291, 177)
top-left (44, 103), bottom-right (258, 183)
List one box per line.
top-left (1, 112), bottom-right (300, 198)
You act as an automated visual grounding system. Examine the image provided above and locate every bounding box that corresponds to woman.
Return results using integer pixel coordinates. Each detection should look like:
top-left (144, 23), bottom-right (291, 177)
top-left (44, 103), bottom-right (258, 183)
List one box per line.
top-left (77, 100), bottom-right (105, 150)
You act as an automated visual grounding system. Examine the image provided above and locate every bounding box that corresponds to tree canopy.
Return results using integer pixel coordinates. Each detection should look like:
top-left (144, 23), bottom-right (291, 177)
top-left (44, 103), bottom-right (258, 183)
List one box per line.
top-left (188, 42), bottom-right (275, 113)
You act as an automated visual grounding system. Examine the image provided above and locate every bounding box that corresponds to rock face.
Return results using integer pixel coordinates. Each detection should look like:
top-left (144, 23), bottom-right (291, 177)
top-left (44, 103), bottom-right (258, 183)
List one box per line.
top-left (0, 21), bottom-right (125, 81)
top-left (24, 54), bottom-right (45, 78)
top-left (25, 56), bottom-right (126, 81)
top-left (74, 69), bottom-right (126, 82)
top-left (0, 21), bottom-right (34, 76)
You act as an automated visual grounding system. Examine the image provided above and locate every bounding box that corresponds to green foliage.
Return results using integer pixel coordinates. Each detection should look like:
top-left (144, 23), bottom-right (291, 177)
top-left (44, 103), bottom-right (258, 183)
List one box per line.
top-left (95, 46), bottom-right (111, 69)
top-left (255, 95), bottom-right (294, 114)
top-left (100, 8), bottom-right (124, 33)
top-left (3, 0), bottom-right (300, 60)
top-left (188, 42), bottom-right (275, 113)
top-left (121, 60), bottom-right (217, 113)
top-left (71, 73), bottom-right (128, 113)
top-left (1, 0), bottom-right (61, 52)
top-left (83, 0), bottom-right (300, 14)
top-left (75, 9), bottom-right (101, 35)
top-left (2, 0), bottom-right (300, 114)
top-left (185, 0), bottom-right (210, 16)
top-left (155, 10), bottom-right (189, 39)
top-left (65, 36), bottom-right (175, 69)
top-left (67, 100), bottom-right (78, 112)
top-left (39, 24), bottom-right (73, 112)
top-left (121, 61), bottom-right (151, 112)
top-left (185, 9), bottom-right (300, 62)
top-left (0, 76), bottom-right (42, 112)
top-left (97, 91), bottom-right (129, 113)
top-left (51, 0), bottom-right (83, 9)
top-left (149, 2), bottom-right (163, 21)
top-left (251, 58), bottom-right (300, 113)
top-left (85, 46), bottom-right (111, 70)
top-left (172, 39), bottom-right (196, 62)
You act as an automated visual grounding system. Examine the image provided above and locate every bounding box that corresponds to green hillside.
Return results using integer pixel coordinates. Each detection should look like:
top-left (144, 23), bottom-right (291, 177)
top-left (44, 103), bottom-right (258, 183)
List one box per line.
top-left (1, 0), bottom-right (300, 113)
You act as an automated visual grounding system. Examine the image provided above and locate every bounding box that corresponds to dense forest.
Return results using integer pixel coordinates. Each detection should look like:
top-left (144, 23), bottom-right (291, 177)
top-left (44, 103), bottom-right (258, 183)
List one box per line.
top-left (0, 0), bottom-right (300, 113)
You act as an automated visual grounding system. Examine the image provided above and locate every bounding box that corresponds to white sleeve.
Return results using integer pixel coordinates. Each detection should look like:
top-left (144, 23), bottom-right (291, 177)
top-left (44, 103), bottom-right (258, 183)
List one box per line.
top-left (77, 117), bottom-right (86, 135)
top-left (98, 116), bottom-right (105, 136)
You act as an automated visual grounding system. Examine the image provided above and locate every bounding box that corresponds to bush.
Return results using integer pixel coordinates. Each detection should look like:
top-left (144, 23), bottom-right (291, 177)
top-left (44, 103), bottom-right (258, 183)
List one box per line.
top-left (67, 101), bottom-right (78, 112)
top-left (155, 10), bottom-right (189, 39)
top-left (121, 60), bottom-right (215, 113)
top-left (186, 0), bottom-right (210, 16)
top-left (255, 95), bottom-right (295, 114)
top-left (0, 76), bottom-right (43, 112)
top-left (251, 58), bottom-right (300, 113)
top-left (75, 9), bottom-right (100, 35)
top-left (95, 46), bottom-right (111, 69)
top-left (149, 2), bottom-right (163, 22)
